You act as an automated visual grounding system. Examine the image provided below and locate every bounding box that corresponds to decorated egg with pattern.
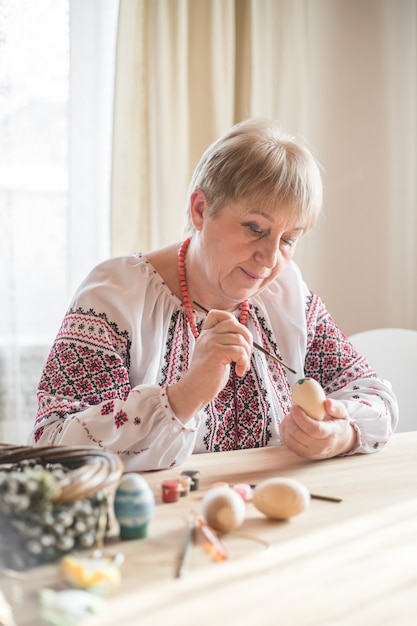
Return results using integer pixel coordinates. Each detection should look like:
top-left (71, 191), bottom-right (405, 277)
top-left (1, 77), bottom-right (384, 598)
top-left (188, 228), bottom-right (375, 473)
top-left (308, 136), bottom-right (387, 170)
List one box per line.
top-left (114, 473), bottom-right (155, 539)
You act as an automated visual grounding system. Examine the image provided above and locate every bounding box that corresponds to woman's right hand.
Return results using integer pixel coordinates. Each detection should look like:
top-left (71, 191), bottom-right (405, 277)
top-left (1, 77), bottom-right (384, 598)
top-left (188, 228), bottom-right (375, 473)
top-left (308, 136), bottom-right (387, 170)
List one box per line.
top-left (166, 309), bottom-right (253, 422)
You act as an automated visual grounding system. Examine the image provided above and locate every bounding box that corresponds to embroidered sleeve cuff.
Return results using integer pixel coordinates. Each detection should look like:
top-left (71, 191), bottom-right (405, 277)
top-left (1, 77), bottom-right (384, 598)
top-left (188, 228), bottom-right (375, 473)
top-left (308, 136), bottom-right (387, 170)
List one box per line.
top-left (160, 384), bottom-right (200, 433)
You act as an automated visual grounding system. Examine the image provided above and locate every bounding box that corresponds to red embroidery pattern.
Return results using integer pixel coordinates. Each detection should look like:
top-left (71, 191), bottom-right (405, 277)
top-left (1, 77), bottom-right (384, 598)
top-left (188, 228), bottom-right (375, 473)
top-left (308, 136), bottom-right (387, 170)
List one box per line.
top-left (203, 364), bottom-right (273, 451)
top-left (35, 308), bottom-right (131, 440)
top-left (250, 308), bottom-right (291, 414)
top-left (160, 310), bottom-right (192, 385)
top-left (114, 410), bottom-right (129, 428)
top-left (161, 306), bottom-right (292, 452)
top-left (304, 292), bottom-right (376, 392)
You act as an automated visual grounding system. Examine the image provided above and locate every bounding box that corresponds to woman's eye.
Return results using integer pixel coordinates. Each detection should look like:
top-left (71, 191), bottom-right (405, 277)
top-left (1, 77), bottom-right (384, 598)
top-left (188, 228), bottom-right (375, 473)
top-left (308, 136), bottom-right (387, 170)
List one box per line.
top-left (281, 238), bottom-right (296, 249)
top-left (245, 222), bottom-right (265, 236)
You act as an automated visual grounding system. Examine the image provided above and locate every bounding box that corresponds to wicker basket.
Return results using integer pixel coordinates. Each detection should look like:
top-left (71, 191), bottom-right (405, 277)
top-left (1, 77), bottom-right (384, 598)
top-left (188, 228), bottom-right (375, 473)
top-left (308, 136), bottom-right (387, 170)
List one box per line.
top-left (0, 444), bottom-right (124, 570)
top-left (0, 444), bottom-right (124, 503)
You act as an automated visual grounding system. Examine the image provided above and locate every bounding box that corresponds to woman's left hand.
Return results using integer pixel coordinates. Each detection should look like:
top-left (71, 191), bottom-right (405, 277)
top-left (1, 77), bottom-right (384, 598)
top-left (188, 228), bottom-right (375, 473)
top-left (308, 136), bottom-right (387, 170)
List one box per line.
top-left (280, 398), bottom-right (357, 459)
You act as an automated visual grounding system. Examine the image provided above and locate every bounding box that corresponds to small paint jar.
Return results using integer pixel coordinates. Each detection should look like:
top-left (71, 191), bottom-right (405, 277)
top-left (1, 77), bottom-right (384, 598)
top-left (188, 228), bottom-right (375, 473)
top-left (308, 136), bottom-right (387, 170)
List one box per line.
top-left (161, 480), bottom-right (183, 503)
top-left (180, 470), bottom-right (200, 491)
top-left (177, 475), bottom-right (192, 496)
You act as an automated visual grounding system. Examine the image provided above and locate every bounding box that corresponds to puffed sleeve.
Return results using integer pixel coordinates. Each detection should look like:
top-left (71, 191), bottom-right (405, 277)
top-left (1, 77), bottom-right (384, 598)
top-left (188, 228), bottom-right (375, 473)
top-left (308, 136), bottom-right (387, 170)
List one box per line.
top-left (304, 291), bottom-right (399, 453)
top-left (28, 256), bottom-right (201, 471)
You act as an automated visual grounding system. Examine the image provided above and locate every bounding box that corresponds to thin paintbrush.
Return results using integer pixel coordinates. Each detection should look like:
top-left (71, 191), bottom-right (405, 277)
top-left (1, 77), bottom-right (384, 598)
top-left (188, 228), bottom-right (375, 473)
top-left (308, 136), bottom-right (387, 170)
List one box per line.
top-left (175, 515), bottom-right (196, 578)
top-left (192, 300), bottom-right (297, 375)
top-left (310, 493), bottom-right (342, 503)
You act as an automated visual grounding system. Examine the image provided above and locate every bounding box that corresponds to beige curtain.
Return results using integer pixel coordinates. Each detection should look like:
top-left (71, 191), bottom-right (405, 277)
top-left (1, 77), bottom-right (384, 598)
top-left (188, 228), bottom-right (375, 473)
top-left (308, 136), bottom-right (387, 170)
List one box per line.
top-left (111, 0), bottom-right (417, 335)
top-left (111, 0), bottom-right (237, 253)
top-left (111, 0), bottom-right (308, 253)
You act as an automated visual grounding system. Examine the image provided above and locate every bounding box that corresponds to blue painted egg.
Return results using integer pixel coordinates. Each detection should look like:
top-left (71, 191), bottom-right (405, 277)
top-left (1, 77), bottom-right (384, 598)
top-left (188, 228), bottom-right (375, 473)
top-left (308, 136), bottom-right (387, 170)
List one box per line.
top-left (114, 473), bottom-right (155, 539)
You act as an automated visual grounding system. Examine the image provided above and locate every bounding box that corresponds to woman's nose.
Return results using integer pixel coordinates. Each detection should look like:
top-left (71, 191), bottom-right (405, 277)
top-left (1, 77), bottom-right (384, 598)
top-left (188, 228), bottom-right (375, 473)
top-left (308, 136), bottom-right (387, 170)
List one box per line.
top-left (254, 239), bottom-right (279, 268)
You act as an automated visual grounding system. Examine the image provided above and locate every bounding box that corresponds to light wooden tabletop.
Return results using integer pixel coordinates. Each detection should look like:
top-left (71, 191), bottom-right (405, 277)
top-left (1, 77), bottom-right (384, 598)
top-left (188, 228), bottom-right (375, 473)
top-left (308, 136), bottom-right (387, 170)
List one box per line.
top-left (2, 431), bottom-right (417, 626)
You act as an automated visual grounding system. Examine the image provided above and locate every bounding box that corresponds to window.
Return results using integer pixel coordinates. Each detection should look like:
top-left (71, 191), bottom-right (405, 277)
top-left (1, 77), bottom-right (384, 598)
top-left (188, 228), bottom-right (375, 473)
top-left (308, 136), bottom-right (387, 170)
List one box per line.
top-left (0, 0), bottom-right (119, 442)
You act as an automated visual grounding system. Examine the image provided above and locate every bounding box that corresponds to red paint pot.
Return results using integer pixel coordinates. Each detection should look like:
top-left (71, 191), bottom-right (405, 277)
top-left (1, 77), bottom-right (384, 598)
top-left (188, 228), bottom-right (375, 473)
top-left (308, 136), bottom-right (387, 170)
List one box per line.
top-left (161, 480), bottom-right (183, 503)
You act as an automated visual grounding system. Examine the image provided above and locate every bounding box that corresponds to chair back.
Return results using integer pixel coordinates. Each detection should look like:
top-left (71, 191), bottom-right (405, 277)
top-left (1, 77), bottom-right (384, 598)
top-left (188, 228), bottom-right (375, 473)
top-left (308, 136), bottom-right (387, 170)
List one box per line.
top-left (349, 328), bottom-right (417, 432)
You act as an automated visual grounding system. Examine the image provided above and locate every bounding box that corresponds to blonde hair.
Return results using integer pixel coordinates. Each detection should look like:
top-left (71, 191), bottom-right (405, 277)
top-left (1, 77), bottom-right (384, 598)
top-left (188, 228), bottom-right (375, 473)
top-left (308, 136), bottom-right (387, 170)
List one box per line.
top-left (184, 118), bottom-right (323, 235)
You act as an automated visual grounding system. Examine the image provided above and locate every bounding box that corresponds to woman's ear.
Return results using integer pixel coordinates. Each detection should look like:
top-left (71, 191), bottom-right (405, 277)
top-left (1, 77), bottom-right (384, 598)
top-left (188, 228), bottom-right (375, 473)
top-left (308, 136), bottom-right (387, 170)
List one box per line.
top-left (189, 189), bottom-right (208, 231)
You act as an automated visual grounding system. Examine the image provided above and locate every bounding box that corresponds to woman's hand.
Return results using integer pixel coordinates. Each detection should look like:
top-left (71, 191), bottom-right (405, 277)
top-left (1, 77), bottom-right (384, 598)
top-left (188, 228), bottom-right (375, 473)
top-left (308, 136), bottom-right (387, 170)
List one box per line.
top-left (167, 309), bottom-right (253, 422)
top-left (280, 398), bottom-right (358, 459)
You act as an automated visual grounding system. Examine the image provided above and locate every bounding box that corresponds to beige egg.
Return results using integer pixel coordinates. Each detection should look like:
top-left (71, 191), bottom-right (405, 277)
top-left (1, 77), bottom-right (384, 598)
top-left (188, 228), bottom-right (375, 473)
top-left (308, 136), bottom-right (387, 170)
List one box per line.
top-left (201, 486), bottom-right (246, 531)
top-left (253, 477), bottom-right (310, 520)
top-left (292, 377), bottom-right (326, 420)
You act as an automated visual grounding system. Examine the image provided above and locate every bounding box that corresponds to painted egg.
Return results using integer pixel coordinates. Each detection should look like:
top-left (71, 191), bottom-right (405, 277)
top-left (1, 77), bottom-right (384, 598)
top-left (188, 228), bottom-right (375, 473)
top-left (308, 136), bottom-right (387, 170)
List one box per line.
top-left (253, 477), bottom-right (310, 520)
top-left (39, 588), bottom-right (105, 622)
top-left (61, 554), bottom-right (121, 595)
top-left (292, 377), bottom-right (326, 420)
top-left (114, 473), bottom-right (155, 539)
top-left (201, 486), bottom-right (246, 532)
top-left (233, 482), bottom-right (253, 502)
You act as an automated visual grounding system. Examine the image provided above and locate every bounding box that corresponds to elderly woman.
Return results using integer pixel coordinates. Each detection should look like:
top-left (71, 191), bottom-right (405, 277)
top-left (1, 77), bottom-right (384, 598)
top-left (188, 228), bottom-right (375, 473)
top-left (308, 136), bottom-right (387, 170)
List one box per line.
top-left (29, 118), bottom-right (398, 470)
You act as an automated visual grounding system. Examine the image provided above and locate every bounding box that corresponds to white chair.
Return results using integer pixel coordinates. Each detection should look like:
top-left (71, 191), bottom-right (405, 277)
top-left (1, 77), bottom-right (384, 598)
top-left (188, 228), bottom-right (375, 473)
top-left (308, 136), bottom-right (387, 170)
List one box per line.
top-left (349, 328), bottom-right (417, 432)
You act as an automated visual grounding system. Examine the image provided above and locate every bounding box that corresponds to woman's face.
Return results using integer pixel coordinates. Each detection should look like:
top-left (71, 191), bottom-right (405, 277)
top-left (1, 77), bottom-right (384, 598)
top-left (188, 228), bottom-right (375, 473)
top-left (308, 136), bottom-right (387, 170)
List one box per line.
top-left (189, 191), bottom-right (304, 310)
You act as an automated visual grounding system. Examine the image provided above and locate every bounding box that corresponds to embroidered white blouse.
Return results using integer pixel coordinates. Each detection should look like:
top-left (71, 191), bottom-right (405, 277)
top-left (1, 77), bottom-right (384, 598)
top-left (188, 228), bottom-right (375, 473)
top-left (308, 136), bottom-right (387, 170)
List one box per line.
top-left (28, 254), bottom-right (398, 471)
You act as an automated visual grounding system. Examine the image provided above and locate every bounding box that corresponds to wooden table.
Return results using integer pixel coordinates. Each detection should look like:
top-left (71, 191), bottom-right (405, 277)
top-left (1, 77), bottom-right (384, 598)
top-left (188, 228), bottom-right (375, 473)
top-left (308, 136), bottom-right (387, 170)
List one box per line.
top-left (2, 432), bottom-right (417, 626)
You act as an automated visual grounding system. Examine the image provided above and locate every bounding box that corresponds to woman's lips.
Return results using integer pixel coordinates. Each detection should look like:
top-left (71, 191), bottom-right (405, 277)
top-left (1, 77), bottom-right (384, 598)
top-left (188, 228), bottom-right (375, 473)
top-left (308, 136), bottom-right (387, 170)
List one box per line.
top-left (241, 267), bottom-right (267, 281)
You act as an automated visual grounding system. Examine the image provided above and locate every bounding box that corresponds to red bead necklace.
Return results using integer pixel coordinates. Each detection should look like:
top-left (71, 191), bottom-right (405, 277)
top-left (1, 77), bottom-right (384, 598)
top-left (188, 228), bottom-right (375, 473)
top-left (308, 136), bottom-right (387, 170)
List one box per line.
top-left (178, 237), bottom-right (249, 339)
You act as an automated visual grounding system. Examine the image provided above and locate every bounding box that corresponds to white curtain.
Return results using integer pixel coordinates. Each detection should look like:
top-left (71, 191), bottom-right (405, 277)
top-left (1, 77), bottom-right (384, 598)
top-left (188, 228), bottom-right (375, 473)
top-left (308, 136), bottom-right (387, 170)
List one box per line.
top-left (112, 0), bottom-right (417, 336)
top-left (0, 0), bottom-right (118, 443)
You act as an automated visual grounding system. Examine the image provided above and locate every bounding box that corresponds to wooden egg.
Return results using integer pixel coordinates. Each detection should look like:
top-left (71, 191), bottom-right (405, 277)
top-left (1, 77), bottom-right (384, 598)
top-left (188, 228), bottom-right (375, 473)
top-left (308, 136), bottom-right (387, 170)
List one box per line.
top-left (292, 377), bottom-right (326, 420)
top-left (201, 486), bottom-right (246, 532)
top-left (253, 477), bottom-right (310, 520)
